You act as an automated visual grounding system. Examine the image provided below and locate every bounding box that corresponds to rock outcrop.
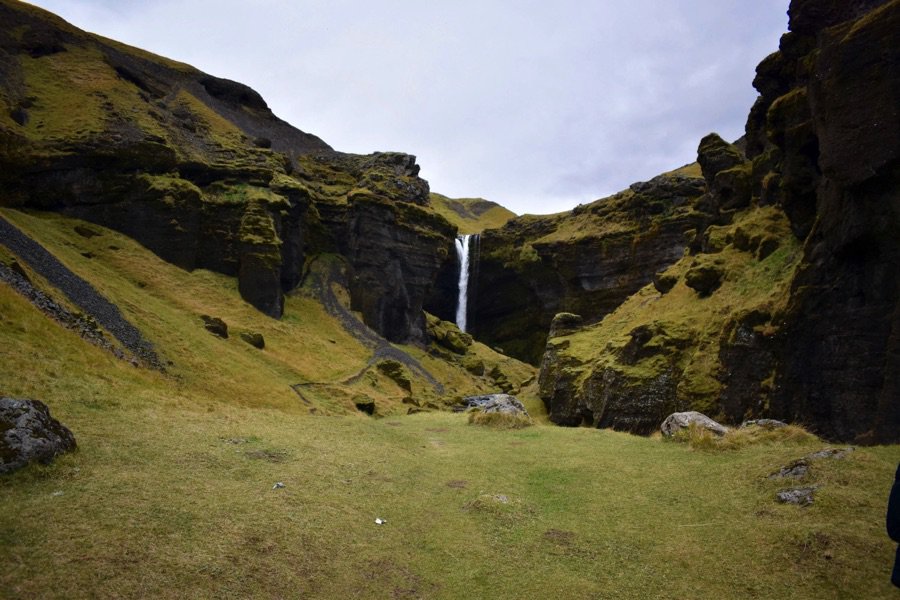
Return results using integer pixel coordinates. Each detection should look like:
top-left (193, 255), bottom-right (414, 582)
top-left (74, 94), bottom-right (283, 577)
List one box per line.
top-left (303, 152), bottom-right (455, 342)
top-left (1, 397), bottom-right (76, 474)
top-left (535, 0), bottom-right (900, 443)
top-left (660, 411), bottom-right (729, 437)
top-left (459, 394), bottom-right (529, 416)
top-left (0, 0), bottom-right (455, 343)
top-left (439, 170), bottom-right (708, 364)
top-left (756, 0), bottom-right (900, 444)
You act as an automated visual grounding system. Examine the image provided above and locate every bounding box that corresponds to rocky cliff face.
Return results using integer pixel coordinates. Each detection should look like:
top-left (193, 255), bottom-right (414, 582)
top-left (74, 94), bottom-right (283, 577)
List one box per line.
top-left (749, 0), bottom-right (900, 443)
top-left (0, 0), bottom-right (454, 343)
top-left (536, 0), bottom-right (899, 443)
top-left (452, 169), bottom-right (709, 364)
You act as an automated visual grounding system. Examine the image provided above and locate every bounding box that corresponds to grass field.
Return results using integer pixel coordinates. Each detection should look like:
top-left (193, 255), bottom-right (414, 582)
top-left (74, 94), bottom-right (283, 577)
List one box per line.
top-left (1, 209), bottom-right (899, 599)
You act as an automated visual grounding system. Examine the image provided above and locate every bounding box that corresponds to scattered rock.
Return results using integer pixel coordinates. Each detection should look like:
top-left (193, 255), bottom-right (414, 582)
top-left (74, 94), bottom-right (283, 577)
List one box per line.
top-left (239, 331), bottom-right (265, 349)
top-left (1, 398), bottom-right (77, 474)
top-left (684, 264), bottom-right (723, 297)
top-left (769, 459), bottom-right (810, 479)
top-left (457, 394), bottom-right (528, 416)
top-left (653, 272), bottom-right (678, 294)
top-left (660, 411), bottom-right (729, 437)
top-left (425, 314), bottom-right (473, 354)
top-left (807, 447), bottom-right (854, 460)
top-left (741, 419), bottom-right (788, 429)
top-left (769, 447), bottom-right (854, 484)
top-left (73, 225), bottom-right (101, 239)
top-left (201, 315), bottom-right (228, 338)
top-left (776, 486), bottom-right (818, 506)
top-left (461, 354), bottom-right (485, 376)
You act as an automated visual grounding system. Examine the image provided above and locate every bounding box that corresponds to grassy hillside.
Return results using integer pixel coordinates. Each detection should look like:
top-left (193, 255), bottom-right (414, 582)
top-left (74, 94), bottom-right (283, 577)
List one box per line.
top-left (1, 208), bottom-right (898, 598)
top-left (539, 202), bottom-right (803, 430)
top-left (0, 208), bottom-right (534, 416)
top-left (428, 193), bottom-right (516, 234)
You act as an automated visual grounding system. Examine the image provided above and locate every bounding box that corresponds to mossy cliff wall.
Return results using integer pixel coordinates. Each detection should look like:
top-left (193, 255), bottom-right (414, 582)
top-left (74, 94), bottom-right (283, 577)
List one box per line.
top-left (0, 0), bottom-right (454, 342)
top-left (456, 170), bottom-right (710, 364)
top-left (748, 0), bottom-right (900, 443)
top-left (536, 0), bottom-right (899, 443)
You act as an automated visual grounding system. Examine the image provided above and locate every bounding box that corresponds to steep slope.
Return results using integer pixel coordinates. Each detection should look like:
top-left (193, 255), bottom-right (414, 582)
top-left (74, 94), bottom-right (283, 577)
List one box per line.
top-left (0, 208), bottom-right (535, 416)
top-left (745, 0), bottom-right (900, 443)
top-left (536, 0), bottom-right (899, 443)
top-left (0, 0), bottom-right (463, 344)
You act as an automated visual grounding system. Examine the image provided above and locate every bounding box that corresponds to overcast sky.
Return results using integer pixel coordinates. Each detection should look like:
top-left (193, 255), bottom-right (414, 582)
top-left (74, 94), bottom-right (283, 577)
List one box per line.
top-left (25, 0), bottom-right (788, 215)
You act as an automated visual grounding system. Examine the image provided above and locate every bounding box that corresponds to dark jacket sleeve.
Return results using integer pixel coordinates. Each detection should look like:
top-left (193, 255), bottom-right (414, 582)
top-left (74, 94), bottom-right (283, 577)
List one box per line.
top-left (889, 463), bottom-right (900, 543)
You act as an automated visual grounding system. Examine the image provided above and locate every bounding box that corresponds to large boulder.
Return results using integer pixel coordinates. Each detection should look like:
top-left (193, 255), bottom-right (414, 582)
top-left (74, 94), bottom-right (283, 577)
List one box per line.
top-left (459, 394), bottom-right (529, 416)
top-left (660, 411), bottom-right (729, 437)
top-left (1, 398), bottom-right (77, 474)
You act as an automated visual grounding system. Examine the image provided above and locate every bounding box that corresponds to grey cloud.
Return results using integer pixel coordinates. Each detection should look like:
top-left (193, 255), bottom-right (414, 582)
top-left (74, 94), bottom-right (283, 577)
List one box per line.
top-left (26, 0), bottom-right (789, 215)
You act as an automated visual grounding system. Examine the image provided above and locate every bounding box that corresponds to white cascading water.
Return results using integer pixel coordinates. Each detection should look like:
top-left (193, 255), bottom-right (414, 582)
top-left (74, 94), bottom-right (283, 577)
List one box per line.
top-left (455, 234), bottom-right (471, 332)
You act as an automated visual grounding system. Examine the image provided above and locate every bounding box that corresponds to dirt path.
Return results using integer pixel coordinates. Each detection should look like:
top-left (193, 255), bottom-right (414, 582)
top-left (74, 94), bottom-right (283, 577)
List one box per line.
top-left (0, 215), bottom-right (163, 369)
top-left (293, 256), bottom-right (444, 396)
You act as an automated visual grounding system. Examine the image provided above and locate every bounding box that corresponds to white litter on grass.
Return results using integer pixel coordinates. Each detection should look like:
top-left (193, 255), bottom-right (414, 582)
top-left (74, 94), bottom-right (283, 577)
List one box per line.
top-left (273, 482), bottom-right (285, 489)
top-left (375, 518), bottom-right (386, 525)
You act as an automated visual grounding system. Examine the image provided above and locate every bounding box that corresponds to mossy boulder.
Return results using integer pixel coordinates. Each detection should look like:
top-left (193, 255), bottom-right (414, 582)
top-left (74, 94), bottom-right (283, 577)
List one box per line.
top-left (376, 360), bottom-right (412, 393)
top-left (660, 411), bottom-right (729, 437)
top-left (425, 313), bottom-right (473, 355)
top-left (461, 354), bottom-right (486, 376)
top-left (240, 331), bottom-right (265, 349)
top-left (652, 272), bottom-right (678, 294)
top-left (684, 264), bottom-right (724, 297)
top-left (201, 315), bottom-right (228, 338)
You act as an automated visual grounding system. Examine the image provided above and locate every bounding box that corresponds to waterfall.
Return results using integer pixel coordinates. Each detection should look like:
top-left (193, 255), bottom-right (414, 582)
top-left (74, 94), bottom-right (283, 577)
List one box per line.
top-left (455, 234), bottom-right (476, 332)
